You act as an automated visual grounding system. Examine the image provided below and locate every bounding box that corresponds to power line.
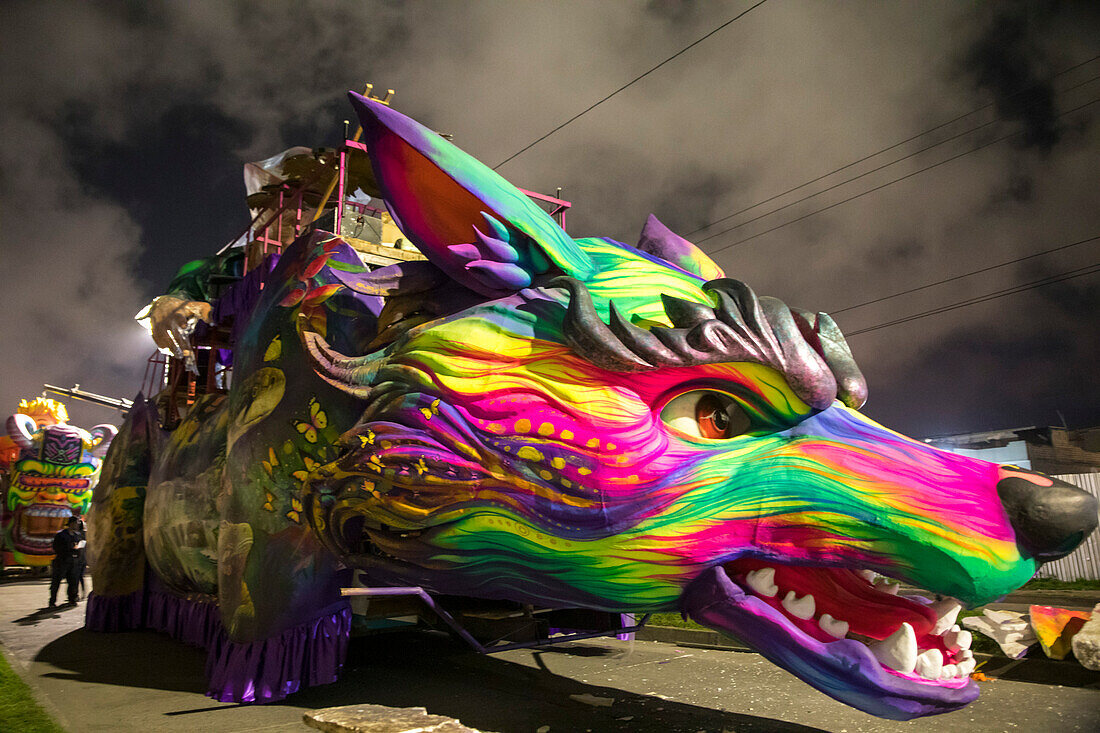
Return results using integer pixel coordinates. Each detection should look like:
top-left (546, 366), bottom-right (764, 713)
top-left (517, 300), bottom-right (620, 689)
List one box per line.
top-left (698, 103), bottom-right (1005, 238)
top-left (695, 73), bottom-right (1100, 240)
top-left (698, 87), bottom-right (1100, 247)
top-left (845, 262), bottom-right (1100, 337)
top-left (831, 234), bottom-right (1100, 315)
top-left (686, 53), bottom-right (1100, 238)
top-left (699, 94), bottom-right (1100, 254)
top-left (492, 0), bottom-right (770, 170)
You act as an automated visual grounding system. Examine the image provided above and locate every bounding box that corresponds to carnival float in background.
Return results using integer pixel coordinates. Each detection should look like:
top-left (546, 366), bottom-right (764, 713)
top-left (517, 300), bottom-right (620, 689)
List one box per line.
top-left (1, 396), bottom-right (116, 569)
top-left (80, 88), bottom-right (1097, 721)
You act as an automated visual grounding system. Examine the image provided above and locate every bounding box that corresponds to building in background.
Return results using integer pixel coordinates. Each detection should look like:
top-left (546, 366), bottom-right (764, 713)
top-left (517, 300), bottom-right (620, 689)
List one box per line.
top-left (925, 426), bottom-right (1100, 475)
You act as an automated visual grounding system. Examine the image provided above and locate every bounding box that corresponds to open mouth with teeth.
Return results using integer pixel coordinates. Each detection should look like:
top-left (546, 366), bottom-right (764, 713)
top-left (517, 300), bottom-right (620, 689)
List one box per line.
top-left (8, 504), bottom-right (81, 555)
top-left (682, 559), bottom-right (978, 720)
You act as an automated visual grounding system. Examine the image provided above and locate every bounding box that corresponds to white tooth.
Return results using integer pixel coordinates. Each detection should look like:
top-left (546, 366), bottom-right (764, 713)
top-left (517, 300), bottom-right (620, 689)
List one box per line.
top-left (874, 580), bottom-right (900, 595)
top-left (818, 613), bottom-right (849, 639)
top-left (957, 649), bottom-right (974, 663)
top-left (857, 569), bottom-right (879, 584)
top-left (781, 591), bottom-right (816, 620)
top-left (940, 664), bottom-right (958, 680)
top-left (869, 622), bottom-right (917, 674)
top-left (942, 627), bottom-right (972, 652)
top-left (745, 567), bottom-right (779, 597)
top-left (929, 598), bottom-right (963, 635)
top-left (914, 648), bottom-right (944, 680)
top-left (956, 659), bottom-right (976, 677)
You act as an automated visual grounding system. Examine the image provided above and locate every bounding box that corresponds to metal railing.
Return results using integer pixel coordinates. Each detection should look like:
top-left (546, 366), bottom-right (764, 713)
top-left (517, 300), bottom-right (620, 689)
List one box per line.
top-left (341, 585), bottom-right (648, 653)
top-left (228, 138), bottom-right (571, 274)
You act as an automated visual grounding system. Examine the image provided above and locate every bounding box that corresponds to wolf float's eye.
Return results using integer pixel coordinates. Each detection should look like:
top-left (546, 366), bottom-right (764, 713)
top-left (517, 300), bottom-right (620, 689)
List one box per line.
top-left (660, 390), bottom-right (752, 439)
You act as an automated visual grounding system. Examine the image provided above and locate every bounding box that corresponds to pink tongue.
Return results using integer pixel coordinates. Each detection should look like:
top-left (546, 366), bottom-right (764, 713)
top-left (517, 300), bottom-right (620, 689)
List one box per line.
top-left (727, 559), bottom-right (939, 642)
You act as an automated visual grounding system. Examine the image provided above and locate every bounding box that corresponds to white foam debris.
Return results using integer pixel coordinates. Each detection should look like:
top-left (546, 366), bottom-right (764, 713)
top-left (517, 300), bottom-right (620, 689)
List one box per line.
top-left (962, 611), bottom-right (1036, 659)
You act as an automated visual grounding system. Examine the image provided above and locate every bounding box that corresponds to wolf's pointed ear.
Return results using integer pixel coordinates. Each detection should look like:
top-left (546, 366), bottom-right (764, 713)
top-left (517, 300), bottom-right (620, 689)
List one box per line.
top-left (349, 92), bottom-right (595, 297)
top-left (636, 215), bottom-right (725, 281)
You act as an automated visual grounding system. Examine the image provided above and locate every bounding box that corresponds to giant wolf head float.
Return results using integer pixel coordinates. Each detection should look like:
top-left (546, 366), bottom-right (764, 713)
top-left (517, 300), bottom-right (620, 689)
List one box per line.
top-left (88, 93), bottom-right (1097, 720)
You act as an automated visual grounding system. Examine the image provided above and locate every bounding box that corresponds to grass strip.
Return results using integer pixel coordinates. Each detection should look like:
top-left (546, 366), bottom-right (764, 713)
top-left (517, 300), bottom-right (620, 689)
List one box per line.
top-left (648, 612), bottom-right (705, 630)
top-left (1023, 577), bottom-right (1100, 591)
top-left (0, 646), bottom-right (65, 733)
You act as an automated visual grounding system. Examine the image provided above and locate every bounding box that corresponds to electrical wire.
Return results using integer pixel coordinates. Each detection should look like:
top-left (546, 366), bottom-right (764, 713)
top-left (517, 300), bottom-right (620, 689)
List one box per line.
top-left (831, 234), bottom-right (1100, 314)
top-left (491, 0), bottom-right (770, 170)
top-left (692, 72), bottom-right (1100, 242)
top-left (845, 262), bottom-right (1100, 337)
top-left (686, 53), bottom-right (1100, 237)
top-left (699, 95), bottom-right (1100, 253)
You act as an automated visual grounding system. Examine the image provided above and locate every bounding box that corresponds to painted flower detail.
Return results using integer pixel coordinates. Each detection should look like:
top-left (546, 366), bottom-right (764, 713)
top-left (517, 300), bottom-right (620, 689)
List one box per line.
top-left (278, 238), bottom-right (345, 336)
top-left (262, 490), bottom-right (277, 513)
top-left (358, 428), bottom-right (376, 447)
top-left (294, 398), bottom-right (328, 443)
top-left (280, 282), bottom-right (342, 309)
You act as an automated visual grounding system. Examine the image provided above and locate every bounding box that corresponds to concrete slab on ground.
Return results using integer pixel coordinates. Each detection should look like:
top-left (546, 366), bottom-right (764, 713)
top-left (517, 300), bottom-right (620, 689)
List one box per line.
top-left (2, 575), bottom-right (1099, 733)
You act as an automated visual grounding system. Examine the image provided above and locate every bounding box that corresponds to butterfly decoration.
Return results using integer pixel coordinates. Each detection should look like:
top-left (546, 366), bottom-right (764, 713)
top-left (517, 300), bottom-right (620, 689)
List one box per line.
top-left (420, 398), bottom-right (441, 420)
top-left (285, 496), bottom-right (303, 524)
top-left (291, 455), bottom-right (320, 485)
top-left (264, 335), bottom-right (282, 362)
top-left (261, 447), bottom-right (279, 477)
top-left (294, 398), bottom-right (328, 443)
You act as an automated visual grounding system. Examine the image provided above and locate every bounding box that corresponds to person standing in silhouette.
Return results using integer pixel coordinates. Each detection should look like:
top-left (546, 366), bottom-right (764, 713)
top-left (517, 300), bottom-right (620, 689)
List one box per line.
top-left (48, 517), bottom-right (81, 608)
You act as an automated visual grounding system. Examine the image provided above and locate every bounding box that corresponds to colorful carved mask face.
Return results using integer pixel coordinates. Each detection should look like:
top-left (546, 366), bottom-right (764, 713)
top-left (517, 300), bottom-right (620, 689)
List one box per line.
top-left (3, 420), bottom-right (115, 565)
top-left (239, 95), bottom-right (1096, 720)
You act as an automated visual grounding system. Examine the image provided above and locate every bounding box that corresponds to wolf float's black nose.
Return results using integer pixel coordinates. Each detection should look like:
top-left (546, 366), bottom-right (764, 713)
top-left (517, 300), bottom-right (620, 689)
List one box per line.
top-left (997, 468), bottom-right (1098, 561)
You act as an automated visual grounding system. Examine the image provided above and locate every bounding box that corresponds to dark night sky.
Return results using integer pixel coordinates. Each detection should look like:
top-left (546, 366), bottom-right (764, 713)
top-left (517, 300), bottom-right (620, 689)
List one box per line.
top-left (1, 1), bottom-right (1097, 436)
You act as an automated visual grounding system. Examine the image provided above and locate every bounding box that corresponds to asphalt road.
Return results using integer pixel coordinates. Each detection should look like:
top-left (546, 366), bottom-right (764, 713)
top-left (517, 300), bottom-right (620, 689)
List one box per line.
top-left (1, 575), bottom-right (1099, 733)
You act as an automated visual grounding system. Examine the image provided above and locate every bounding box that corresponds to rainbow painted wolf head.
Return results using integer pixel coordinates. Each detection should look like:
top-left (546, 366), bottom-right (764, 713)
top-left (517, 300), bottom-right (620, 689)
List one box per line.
top-left (90, 93), bottom-right (1096, 720)
top-left (304, 95), bottom-right (1096, 718)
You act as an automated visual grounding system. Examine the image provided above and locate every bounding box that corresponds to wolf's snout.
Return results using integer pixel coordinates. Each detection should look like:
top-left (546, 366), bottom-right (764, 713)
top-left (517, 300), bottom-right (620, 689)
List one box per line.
top-left (997, 468), bottom-right (1098, 561)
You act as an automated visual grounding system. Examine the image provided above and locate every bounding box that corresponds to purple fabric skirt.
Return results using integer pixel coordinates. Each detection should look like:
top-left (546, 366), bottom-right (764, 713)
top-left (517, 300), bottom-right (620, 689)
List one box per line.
top-left (85, 586), bottom-right (351, 703)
